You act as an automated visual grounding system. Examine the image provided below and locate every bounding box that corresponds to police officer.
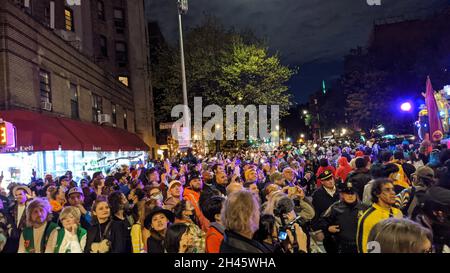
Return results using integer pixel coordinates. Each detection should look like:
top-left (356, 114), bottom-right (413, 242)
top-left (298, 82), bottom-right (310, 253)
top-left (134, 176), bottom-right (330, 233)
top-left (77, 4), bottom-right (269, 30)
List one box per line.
top-left (319, 181), bottom-right (369, 253)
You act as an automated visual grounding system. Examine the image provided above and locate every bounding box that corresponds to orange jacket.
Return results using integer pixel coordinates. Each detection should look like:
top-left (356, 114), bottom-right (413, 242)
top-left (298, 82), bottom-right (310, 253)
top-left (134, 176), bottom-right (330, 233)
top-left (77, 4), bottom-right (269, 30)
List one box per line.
top-left (183, 188), bottom-right (210, 232)
top-left (205, 223), bottom-right (224, 253)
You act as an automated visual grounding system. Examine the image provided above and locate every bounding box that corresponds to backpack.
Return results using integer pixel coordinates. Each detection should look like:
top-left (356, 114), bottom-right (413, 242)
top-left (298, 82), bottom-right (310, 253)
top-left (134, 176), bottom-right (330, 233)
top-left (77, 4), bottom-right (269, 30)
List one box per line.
top-left (403, 187), bottom-right (427, 219)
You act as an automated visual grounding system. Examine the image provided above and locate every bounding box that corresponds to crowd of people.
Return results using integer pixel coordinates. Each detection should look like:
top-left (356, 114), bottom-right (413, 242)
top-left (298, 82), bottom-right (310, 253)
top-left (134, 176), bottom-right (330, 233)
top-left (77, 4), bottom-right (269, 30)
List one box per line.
top-left (0, 137), bottom-right (450, 254)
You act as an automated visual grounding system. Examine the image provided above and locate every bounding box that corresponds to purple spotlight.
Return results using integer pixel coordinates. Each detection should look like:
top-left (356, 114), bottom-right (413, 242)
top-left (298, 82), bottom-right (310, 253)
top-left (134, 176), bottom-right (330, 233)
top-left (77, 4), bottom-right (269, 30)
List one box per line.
top-left (401, 102), bottom-right (412, 112)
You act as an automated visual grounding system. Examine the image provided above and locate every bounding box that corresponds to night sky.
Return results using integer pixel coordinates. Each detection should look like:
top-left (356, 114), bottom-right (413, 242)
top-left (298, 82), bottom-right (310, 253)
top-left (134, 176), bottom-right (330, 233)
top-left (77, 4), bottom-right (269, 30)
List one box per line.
top-left (145, 0), bottom-right (449, 103)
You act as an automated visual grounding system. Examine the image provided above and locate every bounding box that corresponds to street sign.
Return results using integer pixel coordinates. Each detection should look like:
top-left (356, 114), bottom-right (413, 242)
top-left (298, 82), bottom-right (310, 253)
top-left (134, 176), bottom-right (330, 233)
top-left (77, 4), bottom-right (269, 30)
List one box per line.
top-left (177, 126), bottom-right (191, 149)
top-left (178, 0), bottom-right (188, 14)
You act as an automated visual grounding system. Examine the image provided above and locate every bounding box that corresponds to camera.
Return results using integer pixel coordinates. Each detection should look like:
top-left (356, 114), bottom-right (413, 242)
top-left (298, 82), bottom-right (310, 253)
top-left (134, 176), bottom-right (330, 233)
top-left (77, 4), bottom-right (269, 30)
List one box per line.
top-left (285, 215), bottom-right (305, 230)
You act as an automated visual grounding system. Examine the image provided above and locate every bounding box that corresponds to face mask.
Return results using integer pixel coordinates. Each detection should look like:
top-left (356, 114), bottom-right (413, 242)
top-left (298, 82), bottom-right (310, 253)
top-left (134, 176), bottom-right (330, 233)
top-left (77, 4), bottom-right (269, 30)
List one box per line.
top-left (151, 193), bottom-right (164, 203)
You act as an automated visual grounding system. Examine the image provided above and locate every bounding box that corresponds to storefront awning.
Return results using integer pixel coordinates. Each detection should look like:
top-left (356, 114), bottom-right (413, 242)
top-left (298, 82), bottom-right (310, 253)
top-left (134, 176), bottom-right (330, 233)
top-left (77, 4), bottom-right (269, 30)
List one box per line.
top-left (0, 110), bottom-right (149, 152)
top-left (101, 126), bottom-right (149, 151)
top-left (58, 117), bottom-right (119, 152)
top-left (0, 110), bottom-right (82, 152)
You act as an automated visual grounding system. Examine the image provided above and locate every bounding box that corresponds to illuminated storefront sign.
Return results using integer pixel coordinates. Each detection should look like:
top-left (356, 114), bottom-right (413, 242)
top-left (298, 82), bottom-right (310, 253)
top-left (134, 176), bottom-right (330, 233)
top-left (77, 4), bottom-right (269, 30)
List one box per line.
top-left (0, 120), bottom-right (16, 148)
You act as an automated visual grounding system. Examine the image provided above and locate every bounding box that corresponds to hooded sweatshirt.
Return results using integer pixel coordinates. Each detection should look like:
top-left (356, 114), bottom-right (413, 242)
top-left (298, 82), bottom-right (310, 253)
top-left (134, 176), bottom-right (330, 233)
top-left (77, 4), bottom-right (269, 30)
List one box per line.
top-left (336, 157), bottom-right (353, 182)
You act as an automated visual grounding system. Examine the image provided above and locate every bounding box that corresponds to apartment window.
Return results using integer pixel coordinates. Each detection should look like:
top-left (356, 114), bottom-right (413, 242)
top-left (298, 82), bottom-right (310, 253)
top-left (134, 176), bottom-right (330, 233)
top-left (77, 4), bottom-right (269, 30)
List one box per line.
top-left (92, 94), bottom-right (103, 122)
top-left (100, 35), bottom-right (108, 56)
top-left (114, 8), bottom-right (125, 28)
top-left (97, 1), bottom-right (105, 20)
top-left (20, 0), bottom-right (32, 14)
top-left (115, 42), bottom-right (128, 64)
top-left (39, 70), bottom-right (51, 103)
top-left (111, 104), bottom-right (117, 125)
top-left (44, 7), bottom-right (50, 26)
top-left (118, 76), bottom-right (129, 87)
top-left (65, 8), bottom-right (74, 32)
top-left (124, 111), bottom-right (128, 130)
top-left (70, 83), bottom-right (79, 119)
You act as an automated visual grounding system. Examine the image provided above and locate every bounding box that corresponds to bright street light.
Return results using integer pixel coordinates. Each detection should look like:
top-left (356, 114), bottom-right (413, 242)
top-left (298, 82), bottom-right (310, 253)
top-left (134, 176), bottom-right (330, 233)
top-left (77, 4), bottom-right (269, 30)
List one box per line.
top-left (300, 134), bottom-right (305, 138)
top-left (303, 110), bottom-right (308, 115)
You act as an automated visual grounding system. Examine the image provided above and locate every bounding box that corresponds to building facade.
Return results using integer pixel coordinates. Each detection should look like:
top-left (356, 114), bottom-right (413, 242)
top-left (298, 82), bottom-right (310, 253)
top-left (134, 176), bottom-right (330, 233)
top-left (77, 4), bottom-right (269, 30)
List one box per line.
top-left (0, 0), bottom-right (157, 182)
top-left (2, 0), bottom-right (157, 147)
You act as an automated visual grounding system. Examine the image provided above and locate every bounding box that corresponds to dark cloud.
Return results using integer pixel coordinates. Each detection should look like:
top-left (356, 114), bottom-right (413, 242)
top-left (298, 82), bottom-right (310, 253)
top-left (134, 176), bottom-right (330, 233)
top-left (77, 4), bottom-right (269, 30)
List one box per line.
top-left (145, 0), bottom-right (448, 102)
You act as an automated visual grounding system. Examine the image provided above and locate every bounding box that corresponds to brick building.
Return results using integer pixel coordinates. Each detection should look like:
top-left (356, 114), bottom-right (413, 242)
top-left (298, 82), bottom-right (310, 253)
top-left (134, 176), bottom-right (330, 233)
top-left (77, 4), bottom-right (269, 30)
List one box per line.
top-left (0, 0), bottom-right (157, 181)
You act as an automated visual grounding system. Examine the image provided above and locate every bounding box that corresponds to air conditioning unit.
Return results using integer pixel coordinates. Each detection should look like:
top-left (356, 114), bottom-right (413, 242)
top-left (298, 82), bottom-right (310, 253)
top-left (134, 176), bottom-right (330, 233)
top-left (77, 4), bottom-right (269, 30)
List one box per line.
top-left (41, 101), bottom-right (52, 111)
top-left (98, 114), bottom-right (111, 124)
top-left (54, 30), bottom-right (82, 50)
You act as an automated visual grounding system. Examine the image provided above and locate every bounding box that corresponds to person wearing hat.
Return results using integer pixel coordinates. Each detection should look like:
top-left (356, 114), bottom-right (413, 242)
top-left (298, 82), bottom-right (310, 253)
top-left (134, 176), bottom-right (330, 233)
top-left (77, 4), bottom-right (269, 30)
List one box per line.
top-left (244, 167), bottom-right (258, 186)
top-left (318, 181), bottom-right (369, 253)
top-left (395, 166), bottom-right (435, 218)
top-left (144, 206), bottom-right (174, 253)
top-left (183, 171), bottom-right (209, 232)
top-left (311, 170), bottom-right (339, 253)
top-left (415, 185), bottom-right (450, 253)
top-left (66, 187), bottom-right (91, 230)
top-left (312, 170), bottom-right (339, 221)
top-left (6, 185), bottom-right (32, 252)
top-left (315, 158), bottom-right (336, 188)
top-left (18, 198), bottom-right (59, 253)
top-left (163, 180), bottom-right (183, 212)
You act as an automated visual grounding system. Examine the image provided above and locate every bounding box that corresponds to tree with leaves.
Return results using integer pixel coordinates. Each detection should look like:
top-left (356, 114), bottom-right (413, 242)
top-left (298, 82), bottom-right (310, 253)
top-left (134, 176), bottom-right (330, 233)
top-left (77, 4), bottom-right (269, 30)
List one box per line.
top-left (151, 17), bottom-right (295, 129)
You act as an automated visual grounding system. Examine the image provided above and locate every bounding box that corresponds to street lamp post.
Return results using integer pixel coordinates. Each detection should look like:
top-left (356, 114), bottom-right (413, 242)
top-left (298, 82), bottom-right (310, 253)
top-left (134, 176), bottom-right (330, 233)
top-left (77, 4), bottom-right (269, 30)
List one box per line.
top-left (177, 0), bottom-right (190, 147)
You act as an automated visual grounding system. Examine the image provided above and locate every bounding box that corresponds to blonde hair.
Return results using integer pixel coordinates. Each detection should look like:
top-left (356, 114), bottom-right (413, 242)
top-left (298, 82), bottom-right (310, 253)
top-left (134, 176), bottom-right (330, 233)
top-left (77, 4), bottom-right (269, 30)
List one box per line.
top-left (368, 218), bottom-right (432, 253)
top-left (59, 206), bottom-right (81, 223)
top-left (26, 198), bottom-right (53, 227)
top-left (221, 190), bottom-right (260, 235)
